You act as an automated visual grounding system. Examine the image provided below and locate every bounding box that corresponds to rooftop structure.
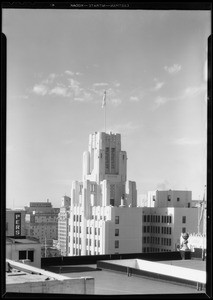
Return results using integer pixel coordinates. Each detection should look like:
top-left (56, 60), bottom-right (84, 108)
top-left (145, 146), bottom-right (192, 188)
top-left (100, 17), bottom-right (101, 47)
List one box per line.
top-left (6, 259), bottom-right (94, 294)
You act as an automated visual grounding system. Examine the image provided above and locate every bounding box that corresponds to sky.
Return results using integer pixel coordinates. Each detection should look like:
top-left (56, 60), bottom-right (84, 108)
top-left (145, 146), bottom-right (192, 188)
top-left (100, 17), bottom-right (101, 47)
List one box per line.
top-left (3, 8), bottom-right (210, 208)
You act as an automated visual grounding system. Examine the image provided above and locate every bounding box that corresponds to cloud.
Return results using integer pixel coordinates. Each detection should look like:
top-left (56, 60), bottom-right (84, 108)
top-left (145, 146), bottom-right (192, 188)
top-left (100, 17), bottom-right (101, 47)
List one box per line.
top-left (183, 85), bottom-right (206, 98)
top-left (153, 81), bottom-right (165, 91)
top-left (130, 96), bottom-right (139, 102)
top-left (164, 64), bottom-right (182, 74)
top-left (156, 180), bottom-right (171, 190)
top-left (33, 84), bottom-right (48, 96)
top-left (172, 137), bottom-right (202, 146)
top-left (153, 96), bottom-right (169, 109)
top-left (49, 86), bottom-right (69, 97)
top-left (152, 83), bottom-right (206, 109)
top-left (65, 70), bottom-right (75, 76)
top-left (93, 82), bottom-right (109, 87)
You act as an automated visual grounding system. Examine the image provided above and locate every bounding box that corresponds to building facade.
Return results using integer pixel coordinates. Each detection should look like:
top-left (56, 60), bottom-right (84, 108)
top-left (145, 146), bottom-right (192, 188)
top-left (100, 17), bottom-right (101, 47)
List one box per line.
top-left (6, 209), bottom-right (41, 268)
top-left (68, 132), bottom-right (140, 256)
top-left (142, 190), bottom-right (199, 252)
top-left (25, 201), bottom-right (59, 249)
top-left (57, 195), bottom-right (71, 256)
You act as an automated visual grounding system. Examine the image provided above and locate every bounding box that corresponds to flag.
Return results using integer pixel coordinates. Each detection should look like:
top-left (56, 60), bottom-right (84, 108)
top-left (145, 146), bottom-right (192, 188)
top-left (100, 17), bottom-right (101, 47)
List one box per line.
top-left (102, 90), bottom-right (106, 108)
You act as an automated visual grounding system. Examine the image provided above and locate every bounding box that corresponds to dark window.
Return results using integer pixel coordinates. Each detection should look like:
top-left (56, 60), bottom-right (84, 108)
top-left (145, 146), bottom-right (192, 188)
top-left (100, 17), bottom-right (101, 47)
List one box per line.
top-left (98, 228), bottom-right (100, 235)
top-left (111, 148), bottom-right (116, 170)
top-left (182, 227), bottom-right (186, 233)
top-left (115, 240), bottom-right (119, 248)
top-left (168, 195), bottom-right (171, 201)
top-left (105, 147), bottom-right (110, 173)
top-left (28, 251), bottom-right (34, 262)
top-left (19, 251), bottom-right (26, 260)
top-left (115, 228), bottom-right (119, 236)
top-left (182, 216), bottom-right (186, 224)
top-left (86, 227), bottom-right (89, 234)
top-left (115, 216), bottom-right (119, 224)
top-left (153, 196), bottom-right (155, 201)
top-left (177, 197), bottom-right (180, 202)
top-left (147, 215), bottom-right (150, 222)
top-left (110, 199), bottom-right (115, 206)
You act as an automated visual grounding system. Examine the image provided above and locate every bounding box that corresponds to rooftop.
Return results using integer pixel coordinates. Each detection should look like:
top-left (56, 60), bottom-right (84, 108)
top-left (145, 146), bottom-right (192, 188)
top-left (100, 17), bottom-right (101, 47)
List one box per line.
top-left (45, 261), bottom-right (205, 295)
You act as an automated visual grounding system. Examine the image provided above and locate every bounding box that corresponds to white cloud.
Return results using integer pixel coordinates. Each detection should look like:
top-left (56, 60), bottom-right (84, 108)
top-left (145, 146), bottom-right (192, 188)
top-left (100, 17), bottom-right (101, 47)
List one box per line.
top-left (153, 96), bottom-right (169, 109)
top-left (130, 96), bottom-right (139, 102)
top-left (67, 78), bottom-right (82, 95)
top-left (183, 85), bottom-right (206, 98)
top-left (33, 84), bottom-right (48, 96)
top-left (49, 86), bottom-right (69, 97)
top-left (153, 81), bottom-right (164, 91)
top-left (164, 64), bottom-right (182, 74)
top-left (93, 82), bottom-right (109, 87)
top-left (65, 70), bottom-right (75, 76)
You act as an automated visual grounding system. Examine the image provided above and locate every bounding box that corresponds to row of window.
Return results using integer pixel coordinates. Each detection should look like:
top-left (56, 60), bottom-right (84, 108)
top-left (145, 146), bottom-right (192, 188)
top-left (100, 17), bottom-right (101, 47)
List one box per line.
top-left (143, 226), bottom-right (172, 235)
top-left (143, 236), bottom-right (171, 246)
top-left (143, 215), bottom-right (172, 224)
top-left (143, 247), bottom-right (172, 253)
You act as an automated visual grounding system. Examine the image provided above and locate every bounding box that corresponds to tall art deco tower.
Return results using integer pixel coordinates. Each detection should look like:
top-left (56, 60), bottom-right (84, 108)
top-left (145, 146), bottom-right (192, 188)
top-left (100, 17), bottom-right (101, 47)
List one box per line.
top-left (68, 132), bottom-right (142, 256)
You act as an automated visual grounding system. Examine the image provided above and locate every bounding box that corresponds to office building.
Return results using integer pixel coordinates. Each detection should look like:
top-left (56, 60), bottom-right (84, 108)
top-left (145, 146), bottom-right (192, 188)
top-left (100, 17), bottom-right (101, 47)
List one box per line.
top-left (25, 201), bottom-right (59, 249)
top-left (57, 195), bottom-right (71, 256)
top-left (68, 131), bottom-right (141, 255)
top-left (142, 190), bottom-right (199, 252)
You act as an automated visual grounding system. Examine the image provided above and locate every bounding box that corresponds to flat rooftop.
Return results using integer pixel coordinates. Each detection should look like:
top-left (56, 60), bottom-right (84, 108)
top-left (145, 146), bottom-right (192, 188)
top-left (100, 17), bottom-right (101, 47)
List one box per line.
top-left (158, 259), bottom-right (206, 271)
top-left (45, 263), bottom-right (204, 295)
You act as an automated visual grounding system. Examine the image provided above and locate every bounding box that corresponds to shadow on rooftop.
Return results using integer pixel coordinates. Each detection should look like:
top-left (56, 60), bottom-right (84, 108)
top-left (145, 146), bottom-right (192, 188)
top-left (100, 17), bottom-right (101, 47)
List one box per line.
top-left (45, 265), bottom-right (100, 274)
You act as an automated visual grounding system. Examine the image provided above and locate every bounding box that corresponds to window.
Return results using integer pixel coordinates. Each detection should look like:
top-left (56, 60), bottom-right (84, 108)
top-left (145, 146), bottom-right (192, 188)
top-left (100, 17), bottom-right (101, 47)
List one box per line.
top-left (19, 251), bottom-right (26, 260)
top-left (152, 196), bottom-right (155, 202)
top-left (95, 228), bottom-right (97, 235)
top-left (105, 147), bottom-right (110, 173)
top-left (111, 148), bottom-right (116, 170)
top-left (98, 228), bottom-right (100, 235)
top-left (115, 216), bottom-right (119, 224)
top-left (182, 227), bottom-right (186, 233)
top-left (115, 228), bottom-right (119, 236)
top-left (28, 251), bottom-right (34, 262)
top-left (168, 195), bottom-right (171, 201)
top-left (115, 240), bottom-right (119, 248)
top-left (177, 197), bottom-right (180, 202)
top-left (86, 227), bottom-right (89, 234)
top-left (182, 216), bottom-right (186, 224)
top-left (147, 215), bottom-right (150, 222)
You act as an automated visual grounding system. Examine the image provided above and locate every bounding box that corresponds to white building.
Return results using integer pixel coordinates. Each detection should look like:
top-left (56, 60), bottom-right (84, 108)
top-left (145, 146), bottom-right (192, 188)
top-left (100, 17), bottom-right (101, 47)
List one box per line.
top-left (68, 131), bottom-right (141, 255)
top-left (142, 190), bottom-right (199, 252)
top-left (57, 195), bottom-right (71, 256)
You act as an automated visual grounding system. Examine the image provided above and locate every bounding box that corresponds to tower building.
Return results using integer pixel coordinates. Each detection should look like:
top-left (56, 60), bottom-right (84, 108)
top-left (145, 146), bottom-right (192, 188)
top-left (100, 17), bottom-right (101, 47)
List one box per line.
top-left (68, 132), bottom-right (141, 256)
